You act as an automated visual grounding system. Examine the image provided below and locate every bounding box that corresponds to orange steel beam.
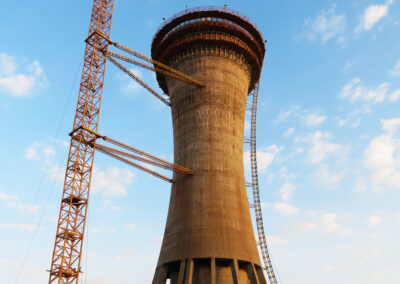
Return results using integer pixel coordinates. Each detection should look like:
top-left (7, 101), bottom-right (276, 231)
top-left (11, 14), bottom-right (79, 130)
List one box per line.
top-left (112, 41), bottom-right (205, 87)
top-left (96, 146), bottom-right (173, 183)
top-left (70, 127), bottom-right (192, 175)
top-left (102, 136), bottom-right (192, 173)
top-left (95, 143), bottom-right (193, 175)
top-left (92, 30), bottom-right (204, 87)
top-left (108, 50), bottom-right (203, 88)
top-left (48, 0), bottom-right (115, 283)
top-left (107, 55), bottom-right (171, 106)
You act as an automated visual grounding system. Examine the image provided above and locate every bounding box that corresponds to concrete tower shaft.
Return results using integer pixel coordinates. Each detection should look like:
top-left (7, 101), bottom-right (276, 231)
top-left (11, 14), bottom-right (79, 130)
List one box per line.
top-left (152, 7), bottom-right (266, 284)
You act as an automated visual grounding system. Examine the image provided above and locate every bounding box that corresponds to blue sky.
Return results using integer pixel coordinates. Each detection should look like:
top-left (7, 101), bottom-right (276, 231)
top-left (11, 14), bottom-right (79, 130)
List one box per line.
top-left (1, 0), bottom-right (400, 283)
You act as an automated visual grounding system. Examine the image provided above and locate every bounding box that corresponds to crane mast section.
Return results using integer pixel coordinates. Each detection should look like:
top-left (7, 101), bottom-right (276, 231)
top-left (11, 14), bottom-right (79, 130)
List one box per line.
top-left (48, 0), bottom-right (115, 283)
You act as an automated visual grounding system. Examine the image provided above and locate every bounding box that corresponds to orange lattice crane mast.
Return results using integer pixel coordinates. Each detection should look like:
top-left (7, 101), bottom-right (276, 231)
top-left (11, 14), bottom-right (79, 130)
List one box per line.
top-left (48, 0), bottom-right (115, 282)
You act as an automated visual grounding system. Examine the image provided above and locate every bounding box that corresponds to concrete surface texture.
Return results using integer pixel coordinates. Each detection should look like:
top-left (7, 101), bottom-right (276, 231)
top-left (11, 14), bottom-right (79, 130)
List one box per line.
top-left (151, 7), bottom-right (266, 284)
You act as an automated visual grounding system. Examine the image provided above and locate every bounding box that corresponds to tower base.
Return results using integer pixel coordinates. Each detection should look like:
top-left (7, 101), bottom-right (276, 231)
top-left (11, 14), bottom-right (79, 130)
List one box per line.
top-left (153, 258), bottom-right (267, 284)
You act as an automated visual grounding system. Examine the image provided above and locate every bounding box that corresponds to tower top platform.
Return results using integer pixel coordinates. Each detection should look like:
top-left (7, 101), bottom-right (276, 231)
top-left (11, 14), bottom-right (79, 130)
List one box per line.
top-left (151, 6), bottom-right (266, 94)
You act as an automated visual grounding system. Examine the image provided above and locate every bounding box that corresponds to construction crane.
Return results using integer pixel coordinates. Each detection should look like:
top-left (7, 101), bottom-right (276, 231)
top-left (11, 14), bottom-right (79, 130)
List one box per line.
top-left (48, 1), bottom-right (200, 283)
top-left (47, 1), bottom-right (115, 282)
top-left (48, 0), bottom-right (278, 283)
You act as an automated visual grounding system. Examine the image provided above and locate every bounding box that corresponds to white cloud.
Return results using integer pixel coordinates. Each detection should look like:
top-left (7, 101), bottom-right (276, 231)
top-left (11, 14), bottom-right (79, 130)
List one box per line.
top-left (303, 113), bottom-right (327, 127)
top-left (278, 182), bottom-right (296, 201)
top-left (312, 166), bottom-right (344, 188)
top-left (92, 166), bottom-right (134, 197)
top-left (336, 106), bottom-right (373, 128)
top-left (283, 127), bottom-right (294, 137)
top-left (389, 60), bottom-right (400, 77)
top-left (260, 202), bottom-right (271, 209)
top-left (356, 1), bottom-right (393, 32)
top-left (336, 116), bottom-right (361, 128)
top-left (294, 221), bottom-right (318, 232)
top-left (0, 74), bottom-right (36, 96)
top-left (0, 53), bottom-right (48, 97)
top-left (368, 216), bottom-right (382, 226)
top-left (90, 226), bottom-right (116, 234)
top-left (7, 202), bottom-right (39, 215)
top-left (244, 120), bottom-right (251, 132)
top-left (266, 234), bottom-right (285, 245)
top-left (365, 135), bottom-right (396, 171)
top-left (116, 68), bottom-right (143, 93)
top-left (388, 89), bottom-right (400, 101)
top-left (340, 78), bottom-right (388, 104)
top-left (49, 137), bottom-right (69, 148)
top-left (364, 119), bottom-right (400, 191)
top-left (0, 190), bottom-right (39, 215)
top-left (126, 223), bottom-right (136, 230)
top-left (0, 223), bottom-right (36, 231)
top-left (42, 145), bottom-right (56, 159)
top-left (296, 131), bottom-right (343, 164)
top-left (274, 202), bottom-right (299, 216)
top-left (25, 139), bottom-right (70, 184)
top-left (0, 192), bottom-right (18, 202)
top-left (279, 167), bottom-right (295, 179)
top-left (25, 144), bottom-right (39, 160)
top-left (275, 106), bottom-right (300, 122)
top-left (337, 118), bottom-right (349, 127)
top-left (353, 176), bottom-right (368, 193)
top-left (26, 138), bottom-right (133, 199)
top-left (25, 141), bottom-right (61, 163)
top-left (303, 4), bottom-right (346, 44)
top-left (381, 118), bottom-right (400, 134)
top-left (320, 213), bottom-right (348, 235)
top-left (275, 107), bottom-right (327, 127)
top-left (276, 110), bottom-right (292, 122)
top-left (323, 265), bottom-right (336, 271)
top-left (12, 223), bottom-right (37, 231)
top-left (45, 164), bottom-right (65, 184)
top-left (362, 249), bottom-right (381, 261)
top-left (244, 145), bottom-right (283, 173)
top-left (343, 60), bottom-right (355, 72)
top-left (0, 54), bottom-right (17, 76)
top-left (341, 78), bottom-right (400, 105)
top-left (291, 211), bottom-right (348, 235)
top-left (84, 276), bottom-right (114, 284)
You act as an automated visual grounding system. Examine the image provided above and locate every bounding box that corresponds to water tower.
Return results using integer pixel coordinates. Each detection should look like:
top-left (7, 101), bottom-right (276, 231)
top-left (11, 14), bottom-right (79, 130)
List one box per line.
top-left (151, 6), bottom-right (266, 283)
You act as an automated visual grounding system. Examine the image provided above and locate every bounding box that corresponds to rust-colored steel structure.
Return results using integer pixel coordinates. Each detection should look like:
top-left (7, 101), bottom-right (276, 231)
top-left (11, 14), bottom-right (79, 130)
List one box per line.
top-left (48, 0), bottom-right (115, 282)
top-left (151, 7), bottom-right (269, 283)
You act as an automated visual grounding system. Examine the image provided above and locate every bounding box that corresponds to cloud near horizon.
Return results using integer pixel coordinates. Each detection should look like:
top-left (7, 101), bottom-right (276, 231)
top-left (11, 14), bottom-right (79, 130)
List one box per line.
top-left (0, 53), bottom-right (48, 97)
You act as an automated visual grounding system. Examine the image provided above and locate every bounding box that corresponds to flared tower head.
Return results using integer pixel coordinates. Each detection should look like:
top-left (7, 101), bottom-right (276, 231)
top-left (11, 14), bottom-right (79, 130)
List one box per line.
top-left (152, 6), bottom-right (265, 95)
top-left (151, 6), bottom-right (267, 284)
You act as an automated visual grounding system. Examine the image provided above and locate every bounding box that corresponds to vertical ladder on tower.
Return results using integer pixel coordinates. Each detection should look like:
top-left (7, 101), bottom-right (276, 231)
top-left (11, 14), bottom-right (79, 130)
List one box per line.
top-left (249, 81), bottom-right (279, 284)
